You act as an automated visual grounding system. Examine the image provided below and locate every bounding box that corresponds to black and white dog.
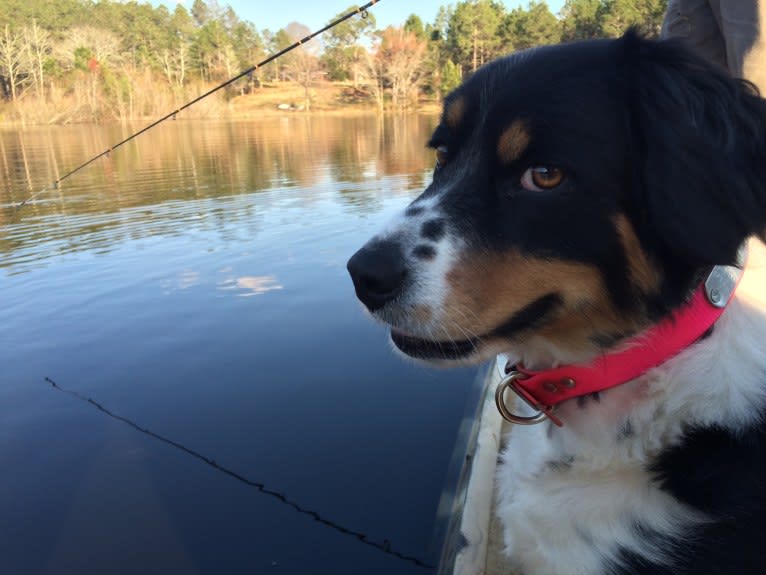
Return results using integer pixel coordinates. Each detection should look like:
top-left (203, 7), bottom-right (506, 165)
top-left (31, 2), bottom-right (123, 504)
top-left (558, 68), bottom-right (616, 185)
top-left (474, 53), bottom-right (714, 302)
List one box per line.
top-left (348, 31), bottom-right (766, 574)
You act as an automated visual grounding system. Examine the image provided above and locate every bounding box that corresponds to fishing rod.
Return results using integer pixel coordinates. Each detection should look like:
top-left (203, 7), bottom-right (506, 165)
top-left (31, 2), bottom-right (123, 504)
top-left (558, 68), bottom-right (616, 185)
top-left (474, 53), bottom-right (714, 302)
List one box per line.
top-left (15, 0), bottom-right (382, 209)
top-left (43, 376), bottom-right (436, 569)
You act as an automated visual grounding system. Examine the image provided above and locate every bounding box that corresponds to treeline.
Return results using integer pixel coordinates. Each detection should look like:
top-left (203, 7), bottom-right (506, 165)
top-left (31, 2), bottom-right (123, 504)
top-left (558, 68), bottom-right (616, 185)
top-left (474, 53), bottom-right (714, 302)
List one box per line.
top-left (0, 0), bottom-right (668, 123)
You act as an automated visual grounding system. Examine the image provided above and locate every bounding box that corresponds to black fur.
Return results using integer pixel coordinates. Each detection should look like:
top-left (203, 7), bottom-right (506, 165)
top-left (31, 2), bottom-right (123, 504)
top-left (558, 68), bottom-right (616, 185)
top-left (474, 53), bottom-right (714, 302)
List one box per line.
top-left (488, 293), bottom-right (563, 339)
top-left (623, 32), bottom-right (766, 270)
top-left (424, 31), bottom-right (766, 322)
top-left (412, 244), bottom-right (436, 260)
top-left (420, 219), bottom-right (446, 242)
top-left (614, 421), bottom-right (766, 574)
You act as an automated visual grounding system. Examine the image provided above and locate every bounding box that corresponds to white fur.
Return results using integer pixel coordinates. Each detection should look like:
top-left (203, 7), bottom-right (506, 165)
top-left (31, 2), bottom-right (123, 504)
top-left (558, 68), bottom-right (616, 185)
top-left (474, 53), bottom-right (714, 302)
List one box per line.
top-left (496, 240), bottom-right (766, 575)
top-left (370, 194), bottom-right (468, 341)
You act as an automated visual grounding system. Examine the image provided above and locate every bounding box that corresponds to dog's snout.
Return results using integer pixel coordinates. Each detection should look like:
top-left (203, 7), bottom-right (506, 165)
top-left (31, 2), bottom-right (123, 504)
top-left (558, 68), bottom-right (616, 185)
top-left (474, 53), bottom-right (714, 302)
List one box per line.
top-left (347, 240), bottom-right (407, 312)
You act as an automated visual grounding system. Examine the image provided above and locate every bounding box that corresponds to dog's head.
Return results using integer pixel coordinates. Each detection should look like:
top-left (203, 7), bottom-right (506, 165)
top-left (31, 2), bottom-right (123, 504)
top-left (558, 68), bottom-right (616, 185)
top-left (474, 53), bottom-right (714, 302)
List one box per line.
top-left (347, 31), bottom-right (766, 368)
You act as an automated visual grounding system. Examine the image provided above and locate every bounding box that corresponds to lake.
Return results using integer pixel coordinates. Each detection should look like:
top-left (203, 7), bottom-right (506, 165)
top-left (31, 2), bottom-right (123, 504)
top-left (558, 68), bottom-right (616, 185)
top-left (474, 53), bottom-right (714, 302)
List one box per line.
top-left (0, 116), bottom-right (481, 575)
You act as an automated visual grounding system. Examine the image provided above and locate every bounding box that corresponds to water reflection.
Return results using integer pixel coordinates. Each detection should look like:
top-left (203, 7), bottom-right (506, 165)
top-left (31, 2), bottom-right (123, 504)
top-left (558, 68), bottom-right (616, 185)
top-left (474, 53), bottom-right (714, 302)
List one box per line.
top-left (0, 115), bottom-right (437, 275)
top-left (218, 275), bottom-right (283, 297)
top-left (161, 270), bottom-right (203, 294)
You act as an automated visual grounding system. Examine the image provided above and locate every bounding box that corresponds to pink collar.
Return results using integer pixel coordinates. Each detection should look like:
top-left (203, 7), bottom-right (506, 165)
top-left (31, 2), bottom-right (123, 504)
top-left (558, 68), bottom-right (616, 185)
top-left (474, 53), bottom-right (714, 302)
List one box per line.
top-left (495, 263), bottom-right (745, 427)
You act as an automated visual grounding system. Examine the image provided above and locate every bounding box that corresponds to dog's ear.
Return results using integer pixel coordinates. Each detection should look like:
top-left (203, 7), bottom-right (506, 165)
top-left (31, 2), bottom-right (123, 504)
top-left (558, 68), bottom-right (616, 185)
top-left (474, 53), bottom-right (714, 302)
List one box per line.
top-left (622, 30), bottom-right (766, 266)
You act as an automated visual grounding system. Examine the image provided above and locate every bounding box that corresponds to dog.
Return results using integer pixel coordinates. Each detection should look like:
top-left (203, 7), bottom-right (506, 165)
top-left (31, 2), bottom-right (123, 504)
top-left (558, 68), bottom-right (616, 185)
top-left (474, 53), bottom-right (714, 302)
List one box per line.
top-left (347, 30), bottom-right (766, 574)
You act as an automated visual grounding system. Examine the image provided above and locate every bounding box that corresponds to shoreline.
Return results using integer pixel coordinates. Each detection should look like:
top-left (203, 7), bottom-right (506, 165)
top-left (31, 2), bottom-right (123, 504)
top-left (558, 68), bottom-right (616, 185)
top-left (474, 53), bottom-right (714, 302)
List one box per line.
top-left (0, 82), bottom-right (443, 127)
top-left (0, 108), bottom-right (442, 129)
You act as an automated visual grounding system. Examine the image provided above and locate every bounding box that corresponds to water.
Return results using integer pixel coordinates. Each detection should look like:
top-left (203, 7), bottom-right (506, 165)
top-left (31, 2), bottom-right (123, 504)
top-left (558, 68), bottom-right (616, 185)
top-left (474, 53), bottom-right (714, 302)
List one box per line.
top-left (0, 116), bottom-right (480, 575)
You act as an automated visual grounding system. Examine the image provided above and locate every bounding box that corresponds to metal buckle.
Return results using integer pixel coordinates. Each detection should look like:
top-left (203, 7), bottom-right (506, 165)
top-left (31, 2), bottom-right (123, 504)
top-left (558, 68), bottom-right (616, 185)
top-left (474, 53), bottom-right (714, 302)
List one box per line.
top-left (495, 370), bottom-right (562, 426)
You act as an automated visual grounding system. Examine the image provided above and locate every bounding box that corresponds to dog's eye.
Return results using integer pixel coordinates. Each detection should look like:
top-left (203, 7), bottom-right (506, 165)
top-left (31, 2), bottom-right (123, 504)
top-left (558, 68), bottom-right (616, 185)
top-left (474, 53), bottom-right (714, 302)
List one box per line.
top-left (521, 166), bottom-right (564, 191)
top-left (435, 145), bottom-right (448, 168)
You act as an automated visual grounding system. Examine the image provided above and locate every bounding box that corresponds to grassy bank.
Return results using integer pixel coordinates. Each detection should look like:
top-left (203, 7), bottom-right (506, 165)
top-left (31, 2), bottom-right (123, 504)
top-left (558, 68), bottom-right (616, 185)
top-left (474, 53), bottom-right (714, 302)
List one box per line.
top-left (0, 81), bottom-right (441, 126)
top-left (230, 81), bottom-right (442, 116)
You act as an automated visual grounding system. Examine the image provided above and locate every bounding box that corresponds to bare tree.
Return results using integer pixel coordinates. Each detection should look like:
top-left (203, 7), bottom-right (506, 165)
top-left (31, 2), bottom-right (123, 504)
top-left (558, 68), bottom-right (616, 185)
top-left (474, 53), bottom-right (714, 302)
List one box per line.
top-left (220, 43), bottom-right (238, 81)
top-left (361, 48), bottom-right (385, 113)
top-left (376, 27), bottom-right (426, 109)
top-left (23, 21), bottom-right (50, 99)
top-left (55, 26), bottom-right (123, 72)
top-left (0, 25), bottom-right (24, 101)
top-left (161, 39), bottom-right (189, 89)
top-left (284, 22), bottom-right (322, 111)
top-left (53, 26), bottom-right (123, 119)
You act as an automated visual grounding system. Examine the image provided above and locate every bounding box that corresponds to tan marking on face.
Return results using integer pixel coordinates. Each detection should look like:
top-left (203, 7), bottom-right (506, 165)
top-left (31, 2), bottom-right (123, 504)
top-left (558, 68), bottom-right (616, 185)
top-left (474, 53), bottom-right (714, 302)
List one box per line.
top-left (441, 251), bottom-right (643, 355)
top-left (497, 120), bottom-right (530, 164)
top-left (613, 214), bottom-right (661, 294)
top-left (445, 96), bottom-right (466, 130)
top-left (411, 304), bottom-right (433, 324)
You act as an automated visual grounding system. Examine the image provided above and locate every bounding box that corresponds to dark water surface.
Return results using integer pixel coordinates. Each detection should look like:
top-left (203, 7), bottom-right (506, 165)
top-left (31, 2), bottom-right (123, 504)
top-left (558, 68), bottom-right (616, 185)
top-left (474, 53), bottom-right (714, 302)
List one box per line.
top-left (0, 116), bottom-right (480, 575)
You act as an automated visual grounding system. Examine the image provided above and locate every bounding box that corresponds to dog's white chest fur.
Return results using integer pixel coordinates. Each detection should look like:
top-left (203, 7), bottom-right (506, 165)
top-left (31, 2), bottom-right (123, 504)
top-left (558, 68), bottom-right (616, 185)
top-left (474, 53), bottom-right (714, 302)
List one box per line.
top-left (495, 251), bottom-right (766, 574)
top-left (497, 406), bottom-right (699, 575)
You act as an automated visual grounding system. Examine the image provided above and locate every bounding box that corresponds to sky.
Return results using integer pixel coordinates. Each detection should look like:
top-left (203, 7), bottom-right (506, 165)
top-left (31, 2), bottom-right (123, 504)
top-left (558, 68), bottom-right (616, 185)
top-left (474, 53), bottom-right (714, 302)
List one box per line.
top-left (168, 0), bottom-right (568, 33)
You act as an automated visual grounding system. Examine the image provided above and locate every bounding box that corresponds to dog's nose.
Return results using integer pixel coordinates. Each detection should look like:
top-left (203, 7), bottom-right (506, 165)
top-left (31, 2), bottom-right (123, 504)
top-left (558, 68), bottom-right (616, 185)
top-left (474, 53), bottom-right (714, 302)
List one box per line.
top-left (347, 240), bottom-right (407, 311)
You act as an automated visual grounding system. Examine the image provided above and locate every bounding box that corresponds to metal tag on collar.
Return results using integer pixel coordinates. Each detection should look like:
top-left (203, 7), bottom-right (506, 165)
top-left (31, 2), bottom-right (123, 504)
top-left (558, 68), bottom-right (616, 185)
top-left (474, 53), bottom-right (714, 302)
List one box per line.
top-left (704, 266), bottom-right (737, 308)
top-left (705, 244), bottom-right (747, 308)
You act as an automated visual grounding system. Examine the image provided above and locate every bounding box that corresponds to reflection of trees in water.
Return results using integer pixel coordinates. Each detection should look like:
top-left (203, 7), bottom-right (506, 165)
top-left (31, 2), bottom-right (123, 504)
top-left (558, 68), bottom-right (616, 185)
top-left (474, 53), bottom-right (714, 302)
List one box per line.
top-left (329, 116), bottom-right (382, 183)
top-left (0, 115), bottom-right (438, 270)
top-left (1, 115), bottom-right (436, 209)
top-left (377, 114), bottom-right (439, 176)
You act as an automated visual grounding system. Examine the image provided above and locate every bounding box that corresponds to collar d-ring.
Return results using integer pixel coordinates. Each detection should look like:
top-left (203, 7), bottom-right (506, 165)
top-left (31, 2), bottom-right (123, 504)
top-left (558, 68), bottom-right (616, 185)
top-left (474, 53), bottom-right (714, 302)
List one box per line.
top-left (495, 370), bottom-right (562, 426)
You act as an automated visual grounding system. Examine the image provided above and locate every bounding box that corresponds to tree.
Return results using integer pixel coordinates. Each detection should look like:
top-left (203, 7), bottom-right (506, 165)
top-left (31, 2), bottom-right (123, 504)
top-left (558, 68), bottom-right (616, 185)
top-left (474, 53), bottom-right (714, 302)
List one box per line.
top-left (446, 0), bottom-right (506, 75)
top-left (54, 26), bottom-right (123, 118)
top-left (115, 2), bottom-right (169, 69)
top-left (190, 18), bottom-right (233, 81)
top-left (264, 28), bottom-right (293, 81)
top-left (161, 4), bottom-right (195, 88)
top-left (0, 25), bottom-right (24, 100)
top-left (285, 22), bottom-right (322, 110)
top-left (230, 21), bottom-right (264, 92)
top-left (191, 0), bottom-right (210, 27)
top-left (23, 20), bottom-right (50, 98)
top-left (501, 2), bottom-right (561, 52)
top-left (361, 47), bottom-right (385, 112)
top-left (417, 5), bottom-right (454, 102)
top-left (404, 14), bottom-right (427, 40)
top-left (0, 0), bottom-right (270, 121)
top-left (376, 26), bottom-right (427, 108)
top-left (321, 6), bottom-right (376, 83)
top-left (55, 26), bottom-right (122, 72)
top-left (440, 59), bottom-right (462, 96)
top-left (560, 0), bottom-right (604, 40)
top-left (598, 0), bottom-right (668, 38)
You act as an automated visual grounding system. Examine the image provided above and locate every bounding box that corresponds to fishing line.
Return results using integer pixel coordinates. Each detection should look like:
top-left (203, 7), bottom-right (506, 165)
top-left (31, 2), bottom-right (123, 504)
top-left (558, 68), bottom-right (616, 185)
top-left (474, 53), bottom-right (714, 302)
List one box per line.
top-left (15, 0), bottom-right (382, 209)
top-left (43, 377), bottom-right (435, 570)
